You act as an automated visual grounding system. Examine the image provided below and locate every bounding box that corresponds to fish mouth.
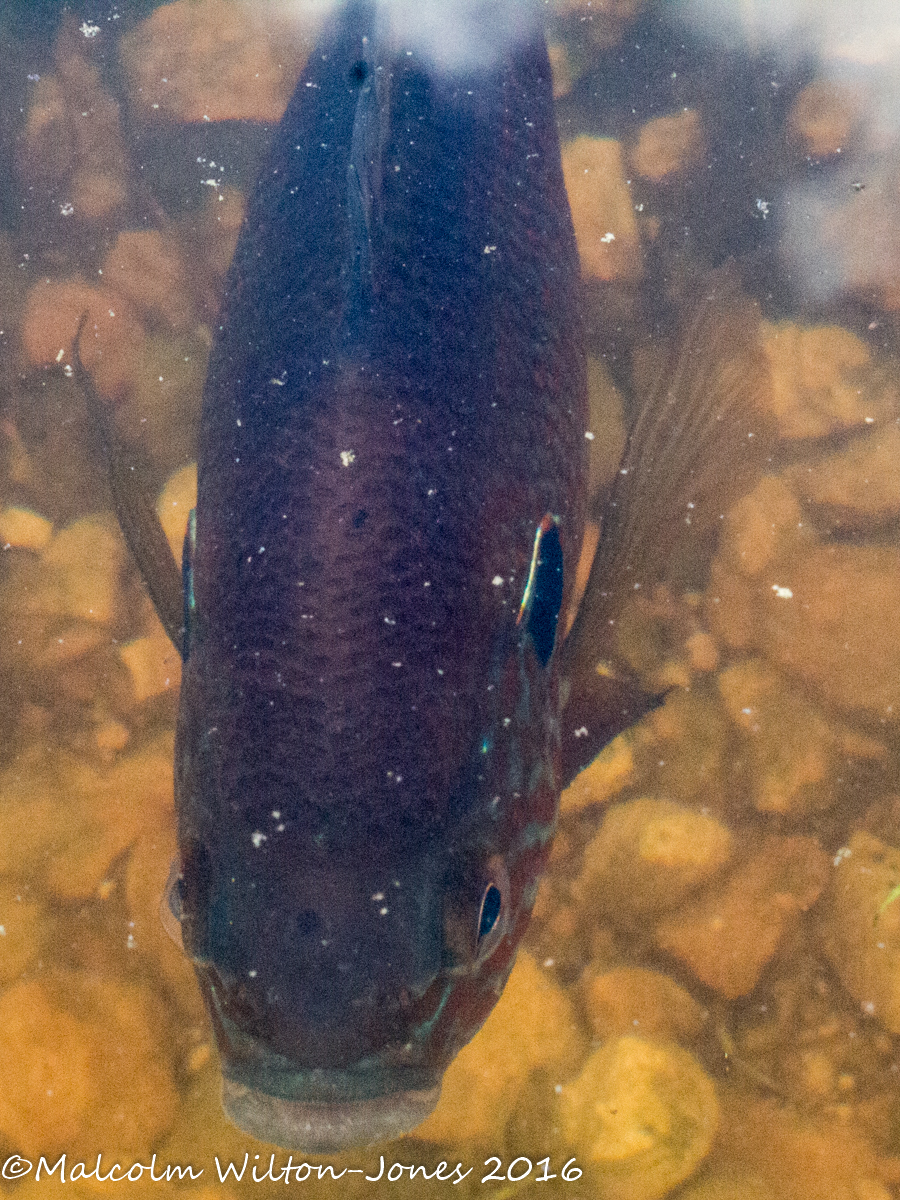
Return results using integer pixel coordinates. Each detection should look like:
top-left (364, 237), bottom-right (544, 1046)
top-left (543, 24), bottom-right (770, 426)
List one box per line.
top-left (222, 1076), bottom-right (441, 1151)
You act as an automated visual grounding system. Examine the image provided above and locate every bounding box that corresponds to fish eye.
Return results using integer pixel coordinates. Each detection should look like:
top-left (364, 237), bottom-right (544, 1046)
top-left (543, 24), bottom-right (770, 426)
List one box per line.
top-left (477, 884), bottom-right (502, 941)
top-left (159, 859), bottom-right (184, 952)
top-left (474, 856), bottom-right (510, 964)
top-left (443, 856), bottom-right (510, 971)
top-left (517, 514), bottom-right (563, 667)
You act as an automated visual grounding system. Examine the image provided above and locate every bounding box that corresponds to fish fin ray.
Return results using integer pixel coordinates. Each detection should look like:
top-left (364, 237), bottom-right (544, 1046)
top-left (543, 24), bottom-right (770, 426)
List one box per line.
top-left (73, 313), bottom-right (186, 654)
top-left (561, 265), bottom-right (776, 763)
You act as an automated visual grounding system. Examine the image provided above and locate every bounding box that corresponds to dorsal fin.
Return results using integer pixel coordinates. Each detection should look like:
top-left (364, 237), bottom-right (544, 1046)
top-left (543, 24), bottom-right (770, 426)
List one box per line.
top-left (343, 14), bottom-right (392, 334)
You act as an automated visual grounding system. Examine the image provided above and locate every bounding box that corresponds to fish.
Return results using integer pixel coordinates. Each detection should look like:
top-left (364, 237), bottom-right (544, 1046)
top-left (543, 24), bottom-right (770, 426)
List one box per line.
top-left (80, 0), bottom-right (774, 1157)
top-left (88, 0), bottom-right (586, 1152)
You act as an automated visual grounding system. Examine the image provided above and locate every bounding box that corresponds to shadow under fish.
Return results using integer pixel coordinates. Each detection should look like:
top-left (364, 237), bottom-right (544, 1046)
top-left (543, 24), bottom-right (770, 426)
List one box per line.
top-left (78, 0), bottom-right (774, 1156)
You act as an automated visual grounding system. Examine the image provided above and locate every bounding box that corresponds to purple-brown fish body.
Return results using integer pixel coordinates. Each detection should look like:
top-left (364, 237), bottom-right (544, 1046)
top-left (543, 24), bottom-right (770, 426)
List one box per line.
top-left (171, 0), bottom-right (586, 1150)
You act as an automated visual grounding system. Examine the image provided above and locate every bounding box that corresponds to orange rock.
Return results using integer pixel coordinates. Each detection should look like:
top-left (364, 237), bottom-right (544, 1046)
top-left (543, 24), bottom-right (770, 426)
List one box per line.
top-left (70, 169), bottom-right (128, 222)
top-left (18, 26), bottom-right (130, 223)
top-left (758, 545), bottom-right (900, 718)
top-left (655, 835), bottom-right (829, 998)
top-left (573, 797), bottom-right (734, 922)
top-left (22, 277), bottom-right (145, 401)
top-left (548, 41), bottom-right (573, 99)
top-left (0, 733), bottom-right (175, 900)
top-left (718, 658), bottom-right (850, 816)
top-left (789, 80), bottom-right (861, 159)
top-left (102, 231), bottom-right (195, 332)
top-left (119, 626), bottom-right (182, 705)
top-left (631, 110), bottom-right (705, 181)
top-left (554, 0), bottom-right (648, 50)
top-left (636, 689), bottom-right (735, 813)
top-left (717, 1093), bottom-right (885, 1200)
top-left (718, 475), bottom-right (805, 580)
top-left (559, 1036), bottom-right (719, 1200)
top-left (709, 517), bottom-right (900, 721)
top-left (0, 881), bottom-right (46, 987)
top-left (561, 722), bottom-right (635, 813)
top-left (786, 425), bottom-right (900, 527)
top-left (819, 831), bottom-right (900, 1033)
top-left (760, 320), bottom-right (879, 439)
top-left (416, 952), bottom-right (586, 1146)
top-left (120, 0), bottom-right (308, 124)
top-left (582, 965), bottom-right (705, 1042)
top-left (156, 463), bottom-right (198, 564)
top-left (19, 76), bottom-right (74, 185)
top-left (562, 137), bottom-right (643, 281)
top-left (0, 972), bottom-right (177, 1160)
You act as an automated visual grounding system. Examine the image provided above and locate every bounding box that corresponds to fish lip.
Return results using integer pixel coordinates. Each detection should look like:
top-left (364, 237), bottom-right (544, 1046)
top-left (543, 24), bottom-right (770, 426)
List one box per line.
top-left (222, 1076), bottom-right (441, 1152)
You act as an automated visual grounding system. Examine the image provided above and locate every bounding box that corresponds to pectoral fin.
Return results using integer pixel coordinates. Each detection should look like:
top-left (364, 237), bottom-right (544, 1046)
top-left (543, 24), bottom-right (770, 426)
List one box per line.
top-left (74, 316), bottom-right (186, 655)
top-left (561, 265), bottom-right (777, 785)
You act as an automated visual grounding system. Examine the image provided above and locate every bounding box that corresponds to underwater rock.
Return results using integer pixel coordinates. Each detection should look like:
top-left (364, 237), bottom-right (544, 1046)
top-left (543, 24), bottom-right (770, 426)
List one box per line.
top-left (0, 972), bottom-right (177, 1160)
top-left (560, 729), bottom-right (636, 814)
top-left (0, 880), bottom-right (46, 986)
top-left (120, 0), bottom-right (307, 125)
top-left (0, 733), bottom-right (174, 899)
top-left (22, 277), bottom-right (145, 402)
top-left (44, 733), bottom-right (175, 900)
top-left (759, 321), bottom-right (881, 440)
top-left (156, 462), bottom-right (197, 564)
top-left (0, 505), bottom-right (53, 552)
top-left (561, 137), bottom-right (643, 280)
top-left (572, 797), bottom-right (734, 924)
top-left (677, 1170), bottom-right (774, 1200)
top-left (631, 110), bottom-right (705, 181)
top-left (788, 80), bottom-right (861, 160)
top-left (415, 952), bottom-right (586, 1146)
top-left (717, 658), bottom-right (882, 816)
top-left (548, 41), bottom-right (573, 98)
top-left (558, 1035), bottom-right (719, 1200)
top-left (716, 1094), bottom-right (888, 1200)
top-left (113, 334), bottom-right (206, 475)
top-left (655, 835), bottom-right (829, 998)
top-left (709, 517), bottom-right (900, 721)
top-left (819, 831), bottom-right (900, 1033)
top-left (759, 545), bottom-right (900, 719)
top-left (717, 475), bottom-right (806, 581)
top-left (41, 514), bottom-right (126, 626)
top-left (555, 0), bottom-right (648, 51)
top-left (102, 232), bottom-right (196, 334)
top-left (119, 626), bottom-right (182, 705)
top-left (634, 690), bottom-right (736, 814)
top-left (581, 965), bottom-right (705, 1043)
top-left (17, 25), bottom-right (129, 227)
top-left (786, 425), bottom-right (900, 528)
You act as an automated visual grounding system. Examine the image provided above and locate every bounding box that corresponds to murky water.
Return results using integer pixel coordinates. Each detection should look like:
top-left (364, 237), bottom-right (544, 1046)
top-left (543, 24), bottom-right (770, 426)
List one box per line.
top-left (1, 1), bottom-right (899, 1196)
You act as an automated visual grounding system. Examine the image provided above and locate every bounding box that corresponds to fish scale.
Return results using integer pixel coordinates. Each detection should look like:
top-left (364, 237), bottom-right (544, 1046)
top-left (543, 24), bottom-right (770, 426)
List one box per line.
top-left (169, 0), bottom-right (587, 1150)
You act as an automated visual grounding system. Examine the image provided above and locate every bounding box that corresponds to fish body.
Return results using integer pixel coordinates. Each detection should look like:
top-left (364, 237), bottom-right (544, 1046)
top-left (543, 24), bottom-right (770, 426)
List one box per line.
top-left (174, 0), bottom-right (586, 1150)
